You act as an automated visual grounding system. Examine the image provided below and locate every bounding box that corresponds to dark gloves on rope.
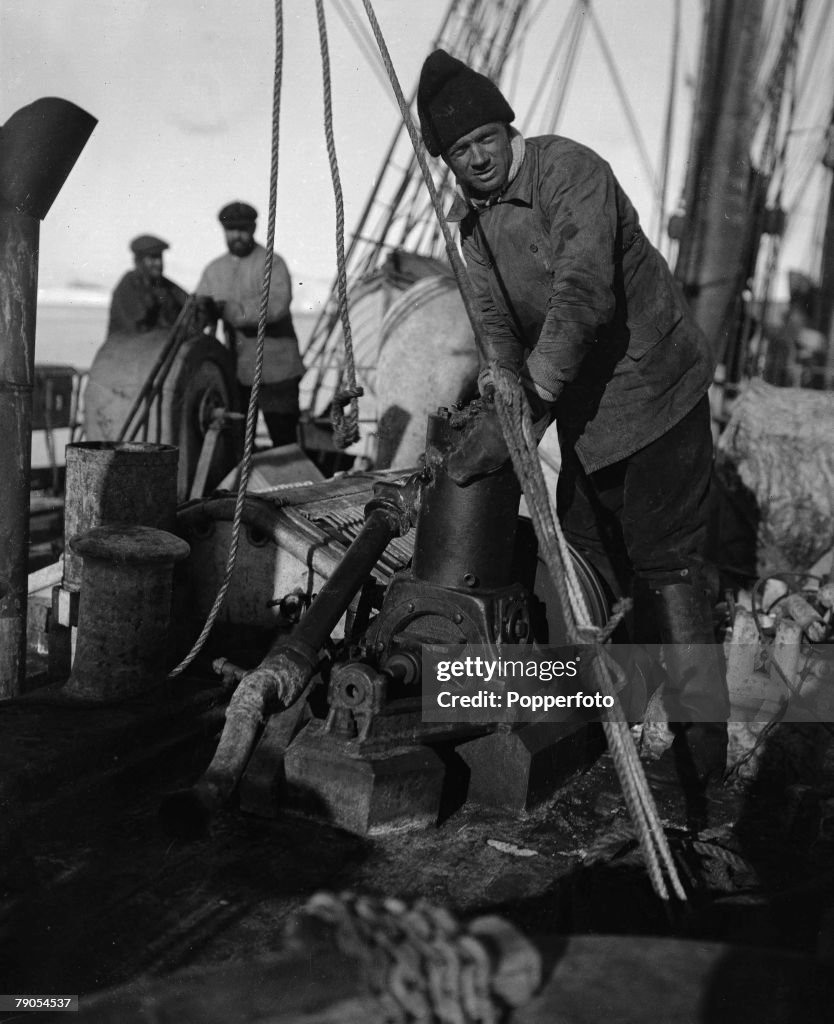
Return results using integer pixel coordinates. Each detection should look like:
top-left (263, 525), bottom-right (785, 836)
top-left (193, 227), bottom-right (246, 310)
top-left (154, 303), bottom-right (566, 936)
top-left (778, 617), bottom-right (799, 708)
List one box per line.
top-left (446, 380), bottom-right (562, 486)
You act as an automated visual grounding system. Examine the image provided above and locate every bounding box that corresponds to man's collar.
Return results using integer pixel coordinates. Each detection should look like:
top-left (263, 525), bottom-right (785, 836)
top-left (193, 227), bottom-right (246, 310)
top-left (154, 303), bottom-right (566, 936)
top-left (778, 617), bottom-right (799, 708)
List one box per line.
top-left (447, 130), bottom-right (531, 222)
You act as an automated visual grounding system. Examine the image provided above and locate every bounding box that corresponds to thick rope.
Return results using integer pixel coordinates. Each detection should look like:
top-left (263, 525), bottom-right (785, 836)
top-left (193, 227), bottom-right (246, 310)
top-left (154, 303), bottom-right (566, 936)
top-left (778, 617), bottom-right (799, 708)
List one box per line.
top-left (290, 891), bottom-right (539, 1023)
top-left (360, 0), bottom-right (686, 903)
top-left (316, 0), bottom-right (363, 449)
top-left (492, 370), bottom-right (685, 902)
top-left (168, 0), bottom-right (285, 677)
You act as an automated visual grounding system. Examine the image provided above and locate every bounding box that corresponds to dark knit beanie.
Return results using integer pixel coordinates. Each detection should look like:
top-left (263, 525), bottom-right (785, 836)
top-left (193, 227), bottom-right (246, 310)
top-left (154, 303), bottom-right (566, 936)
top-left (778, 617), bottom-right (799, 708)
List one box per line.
top-left (417, 49), bottom-right (515, 157)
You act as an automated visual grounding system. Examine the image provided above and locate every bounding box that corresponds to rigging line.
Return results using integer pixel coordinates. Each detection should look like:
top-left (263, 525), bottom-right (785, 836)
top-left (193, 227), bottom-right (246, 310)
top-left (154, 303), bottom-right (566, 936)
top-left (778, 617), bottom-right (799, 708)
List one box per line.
top-left (752, 2), bottom-right (805, 369)
top-left (781, 127), bottom-right (828, 210)
top-left (316, 0), bottom-right (362, 449)
top-left (522, 0), bottom-right (556, 35)
top-left (303, 0), bottom-right (458, 359)
top-left (330, 0), bottom-right (397, 100)
top-left (482, 1), bottom-right (531, 81)
top-left (543, 2), bottom-right (587, 135)
top-left (504, 35), bottom-right (527, 109)
top-left (795, 0), bottom-right (834, 101)
top-left (768, 1), bottom-right (806, 197)
top-left (453, 0), bottom-right (483, 63)
top-left (169, 0), bottom-right (285, 677)
top-left (357, 0), bottom-right (485, 348)
top-left (585, 2), bottom-right (661, 201)
top-left (301, 0), bottom-right (470, 382)
top-left (524, 0), bottom-right (582, 133)
top-left (429, 0), bottom-right (466, 50)
top-left (503, 0), bottom-right (553, 104)
top-left (652, 0), bottom-right (682, 248)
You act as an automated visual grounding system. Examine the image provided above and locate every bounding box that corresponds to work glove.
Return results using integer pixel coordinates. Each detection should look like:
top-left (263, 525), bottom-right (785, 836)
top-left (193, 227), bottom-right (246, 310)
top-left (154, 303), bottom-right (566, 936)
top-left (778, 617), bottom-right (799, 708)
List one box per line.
top-left (446, 394), bottom-right (509, 485)
top-left (446, 380), bottom-right (563, 486)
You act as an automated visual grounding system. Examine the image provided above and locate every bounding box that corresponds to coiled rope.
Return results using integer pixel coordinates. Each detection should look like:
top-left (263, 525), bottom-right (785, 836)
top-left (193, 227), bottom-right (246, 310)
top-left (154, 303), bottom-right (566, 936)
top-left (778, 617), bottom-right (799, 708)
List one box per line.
top-left (315, 0), bottom-right (363, 449)
top-left (168, 0), bottom-right (286, 677)
top-left (290, 891), bottom-right (540, 1023)
top-left (359, 0), bottom-right (686, 903)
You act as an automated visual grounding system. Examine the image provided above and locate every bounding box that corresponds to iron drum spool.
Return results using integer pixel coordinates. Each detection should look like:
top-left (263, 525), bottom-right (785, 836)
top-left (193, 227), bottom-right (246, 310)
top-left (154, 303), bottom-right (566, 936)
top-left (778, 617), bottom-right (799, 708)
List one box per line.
top-left (82, 330), bottom-right (237, 500)
top-left (304, 254), bottom-right (448, 466)
top-left (412, 412), bottom-right (521, 591)
top-left (374, 275), bottom-right (478, 469)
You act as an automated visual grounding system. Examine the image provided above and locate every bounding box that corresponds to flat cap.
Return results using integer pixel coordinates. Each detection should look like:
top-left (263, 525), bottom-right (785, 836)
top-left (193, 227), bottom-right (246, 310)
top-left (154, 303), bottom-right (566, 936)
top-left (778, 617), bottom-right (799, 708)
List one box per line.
top-left (219, 201), bottom-right (257, 228)
top-left (130, 234), bottom-right (169, 257)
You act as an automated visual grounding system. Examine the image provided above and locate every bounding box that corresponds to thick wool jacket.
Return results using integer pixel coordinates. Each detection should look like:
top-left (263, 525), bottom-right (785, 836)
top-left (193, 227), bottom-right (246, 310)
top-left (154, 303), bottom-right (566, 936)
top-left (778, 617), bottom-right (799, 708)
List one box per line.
top-left (447, 135), bottom-right (715, 472)
top-left (108, 270), bottom-right (187, 336)
top-left (196, 243), bottom-right (304, 386)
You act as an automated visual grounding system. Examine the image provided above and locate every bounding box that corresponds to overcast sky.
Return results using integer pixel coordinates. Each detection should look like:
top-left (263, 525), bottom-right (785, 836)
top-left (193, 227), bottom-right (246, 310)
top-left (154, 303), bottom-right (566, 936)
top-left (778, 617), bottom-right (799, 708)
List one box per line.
top-left (0, 1), bottom-right (725, 309)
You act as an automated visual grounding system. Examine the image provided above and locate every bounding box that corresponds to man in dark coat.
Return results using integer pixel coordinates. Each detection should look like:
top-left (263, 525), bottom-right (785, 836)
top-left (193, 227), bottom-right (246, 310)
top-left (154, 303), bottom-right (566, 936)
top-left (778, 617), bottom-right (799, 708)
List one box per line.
top-left (108, 234), bottom-right (187, 336)
top-left (417, 49), bottom-right (730, 791)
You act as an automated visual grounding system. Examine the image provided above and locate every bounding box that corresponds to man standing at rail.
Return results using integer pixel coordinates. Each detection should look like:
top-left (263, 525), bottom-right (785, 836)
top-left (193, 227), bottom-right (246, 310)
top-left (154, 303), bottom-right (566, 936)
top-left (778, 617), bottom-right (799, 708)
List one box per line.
top-left (195, 201), bottom-right (304, 448)
top-left (108, 234), bottom-right (187, 336)
top-left (417, 49), bottom-right (730, 795)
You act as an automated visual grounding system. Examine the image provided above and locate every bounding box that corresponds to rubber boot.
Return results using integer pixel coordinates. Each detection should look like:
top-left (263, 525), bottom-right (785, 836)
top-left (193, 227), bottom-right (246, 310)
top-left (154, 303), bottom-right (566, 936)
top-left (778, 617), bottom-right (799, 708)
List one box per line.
top-left (642, 581), bottom-right (730, 811)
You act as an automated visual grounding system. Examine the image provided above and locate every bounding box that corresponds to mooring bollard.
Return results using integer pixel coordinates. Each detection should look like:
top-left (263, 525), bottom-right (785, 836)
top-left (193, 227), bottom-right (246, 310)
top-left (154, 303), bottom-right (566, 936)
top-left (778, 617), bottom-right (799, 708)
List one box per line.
top-left (63, 525), bottom-right (190, 702)
top-left (50, 441), bottom-right (179, 680)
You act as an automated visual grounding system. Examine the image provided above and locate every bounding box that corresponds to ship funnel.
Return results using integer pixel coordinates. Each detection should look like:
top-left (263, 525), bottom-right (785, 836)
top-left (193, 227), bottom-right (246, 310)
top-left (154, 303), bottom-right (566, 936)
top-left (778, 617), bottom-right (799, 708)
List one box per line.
top-left (0, 97), bottom-right (96, 698)
top-left (0, 97), bottom-right (97, 219)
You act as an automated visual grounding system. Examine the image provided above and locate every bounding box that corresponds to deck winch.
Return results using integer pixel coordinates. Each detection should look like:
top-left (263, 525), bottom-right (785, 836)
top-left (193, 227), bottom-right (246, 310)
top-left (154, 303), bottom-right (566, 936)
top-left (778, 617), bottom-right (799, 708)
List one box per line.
top-left (167, 406), bottom-right (609, 837)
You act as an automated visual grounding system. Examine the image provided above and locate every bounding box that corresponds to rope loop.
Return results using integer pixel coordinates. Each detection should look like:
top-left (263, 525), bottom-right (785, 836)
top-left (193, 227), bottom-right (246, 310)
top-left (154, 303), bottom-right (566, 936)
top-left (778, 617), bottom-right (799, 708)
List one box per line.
top-left (330, 382), bottom-right (364, 448)
top-left (316, 0), bottom-right (362, 451)
top-left (332, 384), bottom-right (366, 408)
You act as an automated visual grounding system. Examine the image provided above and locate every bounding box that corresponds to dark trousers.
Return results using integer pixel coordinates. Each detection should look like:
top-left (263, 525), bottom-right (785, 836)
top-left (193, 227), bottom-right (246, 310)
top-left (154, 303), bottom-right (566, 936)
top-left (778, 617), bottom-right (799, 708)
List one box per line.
top-left (556, 396), bottom-right (714, 597)
top-left (239, 380), bottom-right (300, 448)
top-left (558, 396), bottom-right (728, 723)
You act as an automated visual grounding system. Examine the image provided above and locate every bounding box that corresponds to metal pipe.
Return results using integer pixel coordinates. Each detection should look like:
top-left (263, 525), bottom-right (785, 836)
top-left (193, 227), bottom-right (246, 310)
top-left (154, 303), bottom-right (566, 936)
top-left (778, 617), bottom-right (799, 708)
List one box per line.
top-left (159, 497), bottom-right (416, 839)
top-left (0, 98), bottom-right (96, 699)
top-left (289, 506), bottom-right (404, 658)
top-left (0, 211), bottom-right (39, 698)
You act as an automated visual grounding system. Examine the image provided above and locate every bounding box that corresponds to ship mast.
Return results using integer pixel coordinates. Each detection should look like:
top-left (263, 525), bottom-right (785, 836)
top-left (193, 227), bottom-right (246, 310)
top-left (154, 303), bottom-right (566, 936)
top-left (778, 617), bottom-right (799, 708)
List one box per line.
top-left (672, 0), bottom-right (767, 378)
top-left (673, 0), bottom-right (834, 406)
top-left (818, 110), bottom-right (834, 354)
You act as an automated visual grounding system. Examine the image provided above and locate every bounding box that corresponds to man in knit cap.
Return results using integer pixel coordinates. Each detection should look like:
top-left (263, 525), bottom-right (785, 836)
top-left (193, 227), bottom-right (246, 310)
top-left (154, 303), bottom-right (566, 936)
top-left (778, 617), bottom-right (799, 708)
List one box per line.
top-left (417, 49), bottom-right (729, 798)
top-left (196, 202), bottom-right (304, 448)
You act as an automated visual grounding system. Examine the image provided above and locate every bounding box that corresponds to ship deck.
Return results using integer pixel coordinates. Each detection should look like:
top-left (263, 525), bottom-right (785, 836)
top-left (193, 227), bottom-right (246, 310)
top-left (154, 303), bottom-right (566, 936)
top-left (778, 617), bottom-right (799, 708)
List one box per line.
top-left (2, 656), bottom-right (833, 1012)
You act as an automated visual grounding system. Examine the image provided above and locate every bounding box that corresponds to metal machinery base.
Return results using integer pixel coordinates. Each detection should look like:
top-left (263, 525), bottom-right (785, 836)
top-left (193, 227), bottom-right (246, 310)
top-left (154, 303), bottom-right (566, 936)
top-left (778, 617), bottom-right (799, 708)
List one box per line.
top-left (240, 715), bottom-right (594, 834)
top-left (456, 721), bottom-right (606, 814)
top-left (226, 410), bottom-right (610, 836)
top-left (282, 720), bottom-right (447, 835)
